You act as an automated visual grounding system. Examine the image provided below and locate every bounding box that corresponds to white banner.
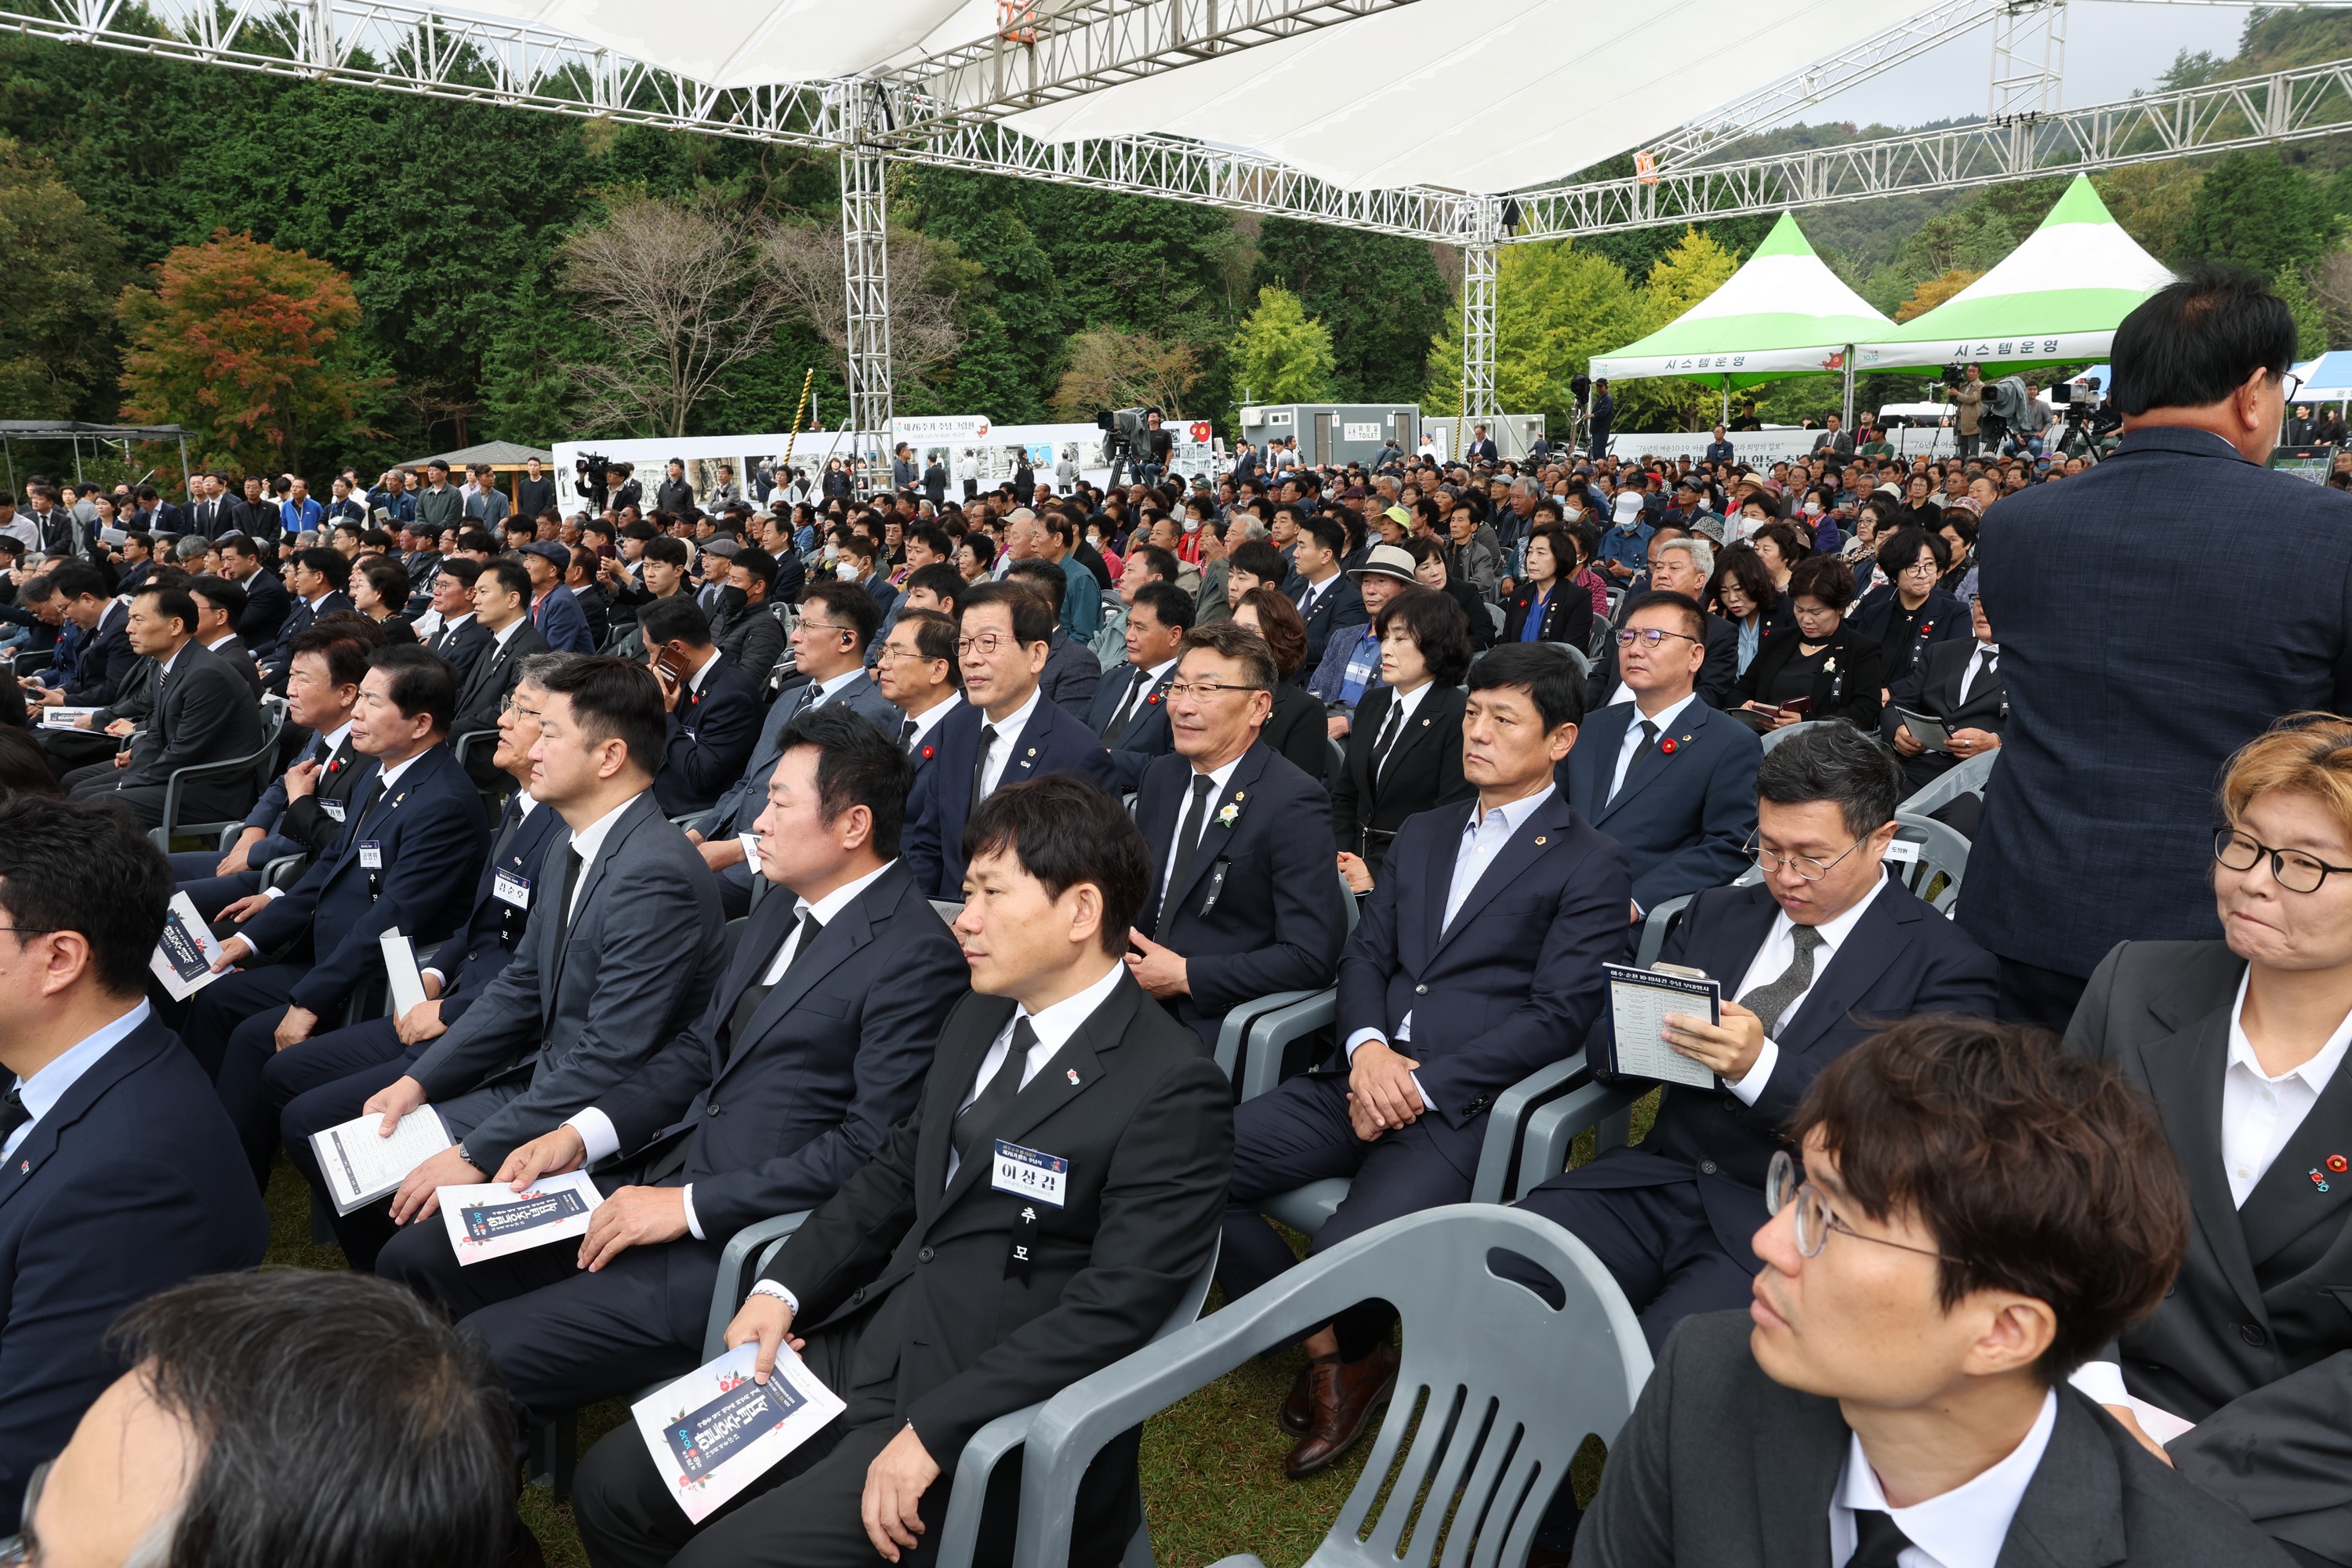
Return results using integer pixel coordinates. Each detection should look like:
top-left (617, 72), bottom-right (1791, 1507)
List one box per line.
top-left (1856, 330), bottom-right (2117, 372)
top-left (891, 415), bottom-right (995, 444)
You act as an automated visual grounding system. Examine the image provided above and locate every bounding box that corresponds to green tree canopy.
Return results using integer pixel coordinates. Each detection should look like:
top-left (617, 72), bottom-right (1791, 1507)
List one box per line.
top-left (0, 136), bottom-right (132, 419)
top-left (1228, 287), bottom-right (1338, 406)
top-left (2181, 150), bottom-right (2336, 274)
top-left (1423, 242), bottom-right (1641, 433)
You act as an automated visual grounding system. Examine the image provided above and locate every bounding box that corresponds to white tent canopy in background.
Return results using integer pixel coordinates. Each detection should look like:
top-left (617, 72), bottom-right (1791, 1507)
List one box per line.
top-left (429, 0), bottom-right (1950, 194)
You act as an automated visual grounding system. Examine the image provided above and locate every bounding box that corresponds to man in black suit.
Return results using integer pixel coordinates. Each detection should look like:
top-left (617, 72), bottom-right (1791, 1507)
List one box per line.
top-left (1287, 515), bottom-right (1367, 673)
top-left (386, 707), bottom-right (969, 1423)
top-left (1884, 589), bottom-right (2005, 826)
top-left (218, 534), bottom-right (291, 649)
top-left (572, 775), bottom-right (1233, 1568)
top-left (1004, 556), bottom-right (1104, 718)
top-left (902, 582), bottom-right (1119, 898)
top-left (67, 584), bottom-right (263, 829)
top-left (19, 561), bottom-right (132, 713)
top-left (641, 596), bottom-right (759, 818)
top-left (450, 558), bottom-right (551, 773)
top-left (1563, 591), bottom-right (1759, 928)
top-left (0, 798), bottom-right (269, 1522)
top-left (1964, 272), bottom-right (2352, 1025)
top-left (1222, 642), bottom-right (1630, 1478)
top-left (1584, 533), bottom-right (1738, 710)
top-left (1577, 1018), bottom-right (2290, 1568)
top-left (419, 557), bottom-right (494, 684)
top-left (187, 572), bottom-right (264, 698)
top-left (1084, 579), bottom-right (1190, 792)
top-left (259, 546), bottom-right (355, 688)
top-left (1125, 622), bottom-right (1347, 1052)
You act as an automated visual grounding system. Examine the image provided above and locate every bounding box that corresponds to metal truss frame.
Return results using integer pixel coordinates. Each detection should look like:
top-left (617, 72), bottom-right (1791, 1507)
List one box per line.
top-left (1988, 0), bottom-right (2065, 122)
top-left (839, 85), bottom-right (895, 485)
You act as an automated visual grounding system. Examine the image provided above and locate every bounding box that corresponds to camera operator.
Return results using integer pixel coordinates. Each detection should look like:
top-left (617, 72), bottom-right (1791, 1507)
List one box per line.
top-left (1140, 408), bottom-right (1174, 490)
top-left (573, 454), bottom-right (612, 514)
top-left (1951, 363), bottom-right (1985, 459)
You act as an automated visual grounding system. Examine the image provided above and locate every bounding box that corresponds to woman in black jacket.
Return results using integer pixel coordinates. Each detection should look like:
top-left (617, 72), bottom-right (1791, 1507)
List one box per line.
top-left (1497, 524), bottom-right (1595, 650)
top-left (1731, 553), bottom-right (1882, 734)
top-left (1232, 586), bottom-right (1330, 783)
top-left (1332, 586), bottom-right (1476, 888)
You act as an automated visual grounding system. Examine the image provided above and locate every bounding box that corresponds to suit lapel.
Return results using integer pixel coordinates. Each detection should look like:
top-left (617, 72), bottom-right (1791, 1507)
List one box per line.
top-left (919, 996), bottom-right (1019, 1208)
top-left (725, 875), bottom-right (886, 1076)
top-left (0, 1018), bottom-right (162, 1209)
top-left (1430, 793), bottom-right (1575, 961)
top-left (1371, 690), bottom-right (1443, 796)
top-left (2237, 1035), bottom-right (2352, 1266)
top-left (937, 978), bottom-right (1137, 1215)
top-left (1775, 873), bottom-right (1911, 1054)
top-left (1167, 746), bottom-right (1268, 916)
top-left (1994, 1395), bottom-right (2128, 1568)
top-left (2138, 1002), bottom-right (2270, 1325)
top-left (1751, 1391), bottom-right (1846, 1568)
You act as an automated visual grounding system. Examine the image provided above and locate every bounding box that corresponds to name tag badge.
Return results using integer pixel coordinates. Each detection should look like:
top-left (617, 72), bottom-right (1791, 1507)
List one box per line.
top-left (321, 798), bottom-right (346, 822)
top-left (358, 841), bottom-right (383, 870)
top-left (991, 1140), bottom-right (1069, 1209)
top-left (494, 869), bottom-right (532, 909)
top-left (1882, 839), bottom-right (1920, 864)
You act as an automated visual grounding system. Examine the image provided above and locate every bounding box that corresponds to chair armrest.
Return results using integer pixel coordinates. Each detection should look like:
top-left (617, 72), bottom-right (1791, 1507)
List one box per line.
top-left (1240, 989), bottom-right (1336, 1101)
top-left (701, 1211), bottom-right (811, 1360)
top-left (155, 738), bottom-right (275, 843)
top-left (260, 853), bottom-right (307, 891)
top-left (1212, 989), bottom-right (1322, 1083)
top-left (1515, 1081), bottom-right (1646, 1198)
top-left (931, 1400), bottom-right (1049, 1568)
top-left (1633, 893), bottom-right (1695, 970)
top-left (1470, 1056), bottom-right (1591, 1204)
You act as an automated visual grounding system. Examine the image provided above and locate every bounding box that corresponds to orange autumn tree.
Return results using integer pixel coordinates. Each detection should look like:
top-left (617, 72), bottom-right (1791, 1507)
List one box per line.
top-left (118, 231), bottom-right (386, 475)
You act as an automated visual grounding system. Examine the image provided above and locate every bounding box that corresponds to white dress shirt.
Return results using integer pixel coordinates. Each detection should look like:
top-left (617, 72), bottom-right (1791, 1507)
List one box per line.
top-left (564, 793), bottom-right (642, 922)
top-left (906, 692), bottom-right (961, 751)
top-left (1607, 690), bottom-right (1700, 800)
top-left (976, 687), bottom-right (1043, 799)
top-left (1830, 1389), bottom-right (2056, 1568)
top-left (567, 859), bottom-right (896, 1240)
top-left (1160, 753), bottom-right (1246, 901)
top-left (1298, 572), bottom-right (1337, 619)
top-left (684, 645), bottom-right (723, 699)
top-left (1367, 681), bottom-right (1436, 780)
top-left (1718, 873), bottom-right (1889, 1107)
top-left (1958, 641), bottom-right (1999, 707)
top-left (3, 1001), bottom-right (151, 1162)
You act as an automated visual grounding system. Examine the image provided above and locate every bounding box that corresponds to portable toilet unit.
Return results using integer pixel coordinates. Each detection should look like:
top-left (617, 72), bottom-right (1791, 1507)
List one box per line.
top-left (1240, 404), bottom-right (1419, 467)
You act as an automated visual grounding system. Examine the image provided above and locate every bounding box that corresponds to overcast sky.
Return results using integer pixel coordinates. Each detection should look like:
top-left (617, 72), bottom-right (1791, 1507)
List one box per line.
top-left (1781, 1), bottom-right (2253, 129)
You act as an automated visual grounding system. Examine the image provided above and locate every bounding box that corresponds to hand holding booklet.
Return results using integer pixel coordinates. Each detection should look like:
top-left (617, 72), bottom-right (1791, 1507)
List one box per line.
top-left (632, 1341), bottom-right (847, 1523)
top-left (1601, 963), bottom-right (1721, 1090)
top-left (309, 1105), bottom-right (452, 1215)
top-left (149, 891), bottom-right (227, 1001)
top-left (439, 1170), bottom-right (604, 1265)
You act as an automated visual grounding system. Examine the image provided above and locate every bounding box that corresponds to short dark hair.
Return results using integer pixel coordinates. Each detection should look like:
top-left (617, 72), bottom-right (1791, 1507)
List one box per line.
top-left (295, 546), bottom-right (350, 591)
top-left (435, 556), bottom-right (484, 590)
top-left (902, 563), bottom-right (964, 612)
top-left (776, 704), bottom-right (914, 858)
top-left (1755, 718), bottom-right (1902, 839)
top-left (1621, 588), bottom-right (1706, 644)
top-left (1704, 543), bottom-right (1776, 623)
top-left (289, 627), bottom-right (375, 688)
top-left (454, 527), bottom-right (500, 556)
top-left (1752, 520), bottom-right (1810, 563)
top-left (896, 606), bottom-right (960, 668)
top-left (187, 573), bottom-right (248, 625)
top-left (0, 728), bottom-right (60, 799)
top-left (1133, 545), bottom-right (1181, 584)
top-left (959, 580), bottom-right (1055, 648)
top-left (134, 582), bottom-right (199, 637)
top-left (640, 594), bottom-right (714, 649)
top-left (1300, 516), bottom-right (1346, 558)
top-left (1937, 510), bottom-right (1978, 547)
top-left (800, 580), bottom-right (883, 652)
top-left (1786, 553), bottom-right (1857, 612)
top-left (1005, 557), bottom-right (1067, 613)
top-left (0, 795), bottom-right (171, 996)
top-left (359, 559), bottom-right (409, 611)
top-left (47, 561), bottom-right (107, 601)
top-left (731, 546), bottom-right (777, 590)
top-left (367, 643), bottom-right (457, 734)
top-left (1465, 641), bottom-right (1584, 732)
top-left (1130, 579), bottom-right (1195, 634)
top-left (1875, 524), bottom-right (1948, 579)
top-left (1374, 585), bottom-right (1474, 684)
top-left (1181, 620), bottom-right (1277, 691)
top-left (537, 655), bottom-right (665, 779)
top-left (909, 524), bottom-right (953, 560)
top-left (111, 1270), bottom-right (514, 1568)
top-left (2111, 261), bottom-right (2298, 416)
top-left (481, 557), bottom-right (532, 604)
top-left (961, 775), bottom-right (1148, 956)
top-left (216, 532), bottom-right (259, 562)
top-left (1229, 539), bottom-right (1287, 585)
top-left (642, 535), bottom-right (691, 569)
top-left (1790, 1017), bottom-right (2187, 1381)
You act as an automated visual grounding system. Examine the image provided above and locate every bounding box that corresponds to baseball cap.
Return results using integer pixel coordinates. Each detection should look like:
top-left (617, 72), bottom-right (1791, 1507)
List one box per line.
top-left (518, 540), bottom-right (569, 566)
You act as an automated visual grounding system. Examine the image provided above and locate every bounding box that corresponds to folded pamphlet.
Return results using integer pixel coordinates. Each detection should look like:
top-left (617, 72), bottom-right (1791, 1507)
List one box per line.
top-left (631, 1341), bottom-right (847, 1523)
top-left (1602, 963), bottom-right (1720, 1091)
top-left (149, 891), bottom-right (227, 1001)
top-left (310, 1105), bottom-right (452, 1215)
top-left (379, 928), bottom-right (428, 1018)
top-left (1894, 706), bottom-right (1953, 752)
top-left (439, 1170), bottom-right (603, 1265)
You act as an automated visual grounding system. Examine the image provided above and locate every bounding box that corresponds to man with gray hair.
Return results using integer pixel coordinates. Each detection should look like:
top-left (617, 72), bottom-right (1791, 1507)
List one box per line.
top-left (1588, 528), bottom-right (1738, 710)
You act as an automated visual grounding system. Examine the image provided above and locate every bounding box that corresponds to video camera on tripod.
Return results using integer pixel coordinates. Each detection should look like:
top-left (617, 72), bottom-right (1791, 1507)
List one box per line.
top-left (1096, 408), bottom-right (1147, 488)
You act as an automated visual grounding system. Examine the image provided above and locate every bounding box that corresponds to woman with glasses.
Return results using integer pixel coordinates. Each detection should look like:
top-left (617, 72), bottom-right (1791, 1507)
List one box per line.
top-left (2063, 713), bottom-right (2352, 1558)
top-left (1730, 554), bottom-right (1882, 733)
top-left (1847, 524), bottom-right (1968, 693)
top-left (1329, 586), bottom-right (1474, 890)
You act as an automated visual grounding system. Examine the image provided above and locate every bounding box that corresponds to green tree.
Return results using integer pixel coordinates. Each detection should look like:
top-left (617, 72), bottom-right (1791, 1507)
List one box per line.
top-left (1228, 287), bottom-right (1338, 406)
top-left (2181, 149), bottom-right (2336, 274)
top-left (0, 136), bottom-right (134, 419)
top-left (1423, 242), bottom-right (1642, 433)
top-left (1250, 220), bottom-right (1449, 401)
top-left (479, 261), bottom-right (608, 448)
top-left (1613, 228), bottom-right (1740, 430)
top-left (2276, 264), bottom-right (2328, 359)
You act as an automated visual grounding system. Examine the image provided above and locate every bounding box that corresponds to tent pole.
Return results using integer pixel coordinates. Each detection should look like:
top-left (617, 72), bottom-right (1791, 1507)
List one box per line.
top-left (177, 437), bottom-right (191, 504)
top-left (1721, 381), bottom-right (1730, 427)
top-left (1841, 347), bottom-right (1856, 431)
top-left (2, 438), bottom-right (13, 495)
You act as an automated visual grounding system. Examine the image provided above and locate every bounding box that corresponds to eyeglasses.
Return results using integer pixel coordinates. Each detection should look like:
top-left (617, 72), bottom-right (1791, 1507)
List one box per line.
top-left (1167, 679), bottom-right (1259, 702)
top-left (1898, 559), bottom-right (1940, 577)
top-left (0, 1460), bottom-right (48, 1565)
top-left (796, 621), bottom-right (855, 639)
top-left (1613, 627), bottom-right (1700, 648)
top-left (2279, 369), bottom-right (2307, 401)
top-left (2214, 826), bottom-right (2352, 894)
top-left (958, 633), bottom-right (1033, 657)
top-left (1766, 1152), bottom-right (1960, 1261)
top-left (1744, 830), bottom-right (1877, 882)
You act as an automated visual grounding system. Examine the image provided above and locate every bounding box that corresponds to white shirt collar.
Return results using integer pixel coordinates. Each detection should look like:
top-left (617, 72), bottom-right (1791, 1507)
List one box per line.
top-left (814, 666), bottom-right (867, 702)
top-left (1138, 655), bottom-right (1180, 688)
top-left (1766, 869), bottom-right (1890, 962)
top-left (2226, 967), bottom-right (2352, 1097)
top-left (372, 747), bottom-right (430, 797)
top-left (7, 1001), bottom-right (150, 1156)
top-left (1629, 688), bottom-right (1700, 735)
top-left (158, 641), bottom-right (186, 678)
top-left (490, 617), bottom-right (525, 651)
top-left (982, 684), bottom-right (1043, 741)
top-left (441, 611), bottom-right (475, 633)
top-left (798, 858), bottom-right (895, 927)
top-left (566, 790), bottom-right (644, 869)
top-left (305, 590), bottom-right (332, 609)
top-left (1467, 782), bottom-right (1555, 837)
top-left (1019, 960), bottom-right (1130, 1059)
top-left (204, 633), bottom-right (238, 653)
top-left (318, 720), bottom-right (354, 757)
top-left (686, 645), bottom-right (724, 695)
top-left (1386, 681), bottom-right (1436, 726)
top-left (909, 691), bottom-right (962, 745)
top-left (1832, 1390), bottom-right (2057, 1568)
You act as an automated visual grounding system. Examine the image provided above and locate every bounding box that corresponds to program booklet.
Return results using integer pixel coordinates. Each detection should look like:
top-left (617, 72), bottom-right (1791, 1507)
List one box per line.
top-left (438, 1170), bottom-right (603, 1265)
top-left (148, 891), bottom-right (227, 1001)
top-left (1602, 963), bottom-right (1721, 1091)
top-left (309, 1105), bottom-right (452, 1215)
top-left (1894, 706), bottom-right (1953, 752)
top-left (38, 706), bottom-right (98, 731)
top-left (631, 1341), bottom-right (846, 1523)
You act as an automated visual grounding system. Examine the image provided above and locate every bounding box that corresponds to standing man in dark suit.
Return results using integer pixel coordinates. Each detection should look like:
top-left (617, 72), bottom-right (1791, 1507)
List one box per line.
top-left (1465, 423), bottom-right (1500, 465)
top-left (641, 596), bottom-right (759, 818)
top-left (387, 707), bottom-right (969, 1423)
top-left (1085, 580), bottom-right (1191, 792)
top-left (1966, 267), bottom-right (2352, 1025)
top-left (1576, 1018), bottom-right (2289, 1568)
top-left (572, 776), bottom-right (1234, 1568)
top-left (68, 584), bottom-right (263, 829)
top-left (218, 534), bottom-right (291, 648)
top-left (420, 558), bottom-right (494, 684)
top-left (902, 582), bottom-right (1119, 899)
top-left (1564, 590), bottom-right (1760, 929)
top-left (1126, 622), bottom-right (1347, 1053)
top-left (449, 559), bottom-right (551, 768)
top-left (0, 798), bottom-right (269, 1523)
top-left (1288, 516), bottom-right (1367, 673)
top-left (1221, 642), bottom-right (1630, 1478)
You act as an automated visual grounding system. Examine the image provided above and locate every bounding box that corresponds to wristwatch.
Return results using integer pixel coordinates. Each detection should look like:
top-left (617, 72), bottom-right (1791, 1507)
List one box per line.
top-left (456, 1142), bottom-right (474, 1168)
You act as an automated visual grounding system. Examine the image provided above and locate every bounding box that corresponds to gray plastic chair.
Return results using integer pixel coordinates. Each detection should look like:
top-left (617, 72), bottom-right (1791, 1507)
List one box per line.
top-left (1897, 746), bottom-right (1997, 824)
top-left (1221, 869), bottom-right (1362, 1091)
top-left (1756, 717), bottom-right (1835, 754)
top-left (147, 702), bottom-right (285, 852)
top-left (1889, 811), bottom-right (1969, 916)
top-left (1004, 1207), bottom-right (1652, 1568)
top-left (1544, 640), bottom-right (1592, 682)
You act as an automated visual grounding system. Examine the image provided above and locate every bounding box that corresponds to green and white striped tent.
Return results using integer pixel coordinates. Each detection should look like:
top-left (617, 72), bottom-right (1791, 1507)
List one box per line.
top-left (1855, 176), bottom-right (2175, 373)
top-left (1590, 212), bottom-right (1893, 389)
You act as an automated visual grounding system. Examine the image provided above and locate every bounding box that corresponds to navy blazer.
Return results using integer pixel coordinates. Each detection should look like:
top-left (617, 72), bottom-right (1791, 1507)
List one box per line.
top-left (1135, 742), bottom-right (1346, 1051)
top-left (234, 567), bottom-right (292, 647)
top-left (262, 590), bottom-right (354, 664)
top-left (531, 584), bottom-right (596, 655)
top-left (1967, 426), bottom-right (2352, 975)
top-left (423, 794), bottom-right (570, 1029)
top-left (654, 652), bottom-right (760, 818)
top-left (1846, 582), bottom-right (1968, 688)
top-left (1563, 698), bottom-right (1759, 916)
top-left (1586, 612), bottom-right (1740, 712)
top-left (1570, 872), bottom-right (1997, 1259)
top-left (590, 860), bottom-right (969, 1240)
top-left (59, 601), bottom-right (134, 708)
top-left (236, 743), bottom-right (489, 1016)
top-left (1085, 661), bottom-right (1179, 792)
top-left (423, 615), bottom-right (493, 686)
top-left (1292, 573), bottom-right (1367, 673)
top-left (902, 695), bottom-right (1119, 898)
top-left (0, 1014), bottom-right (267, 1518)
top-left (1339, 789), bottom-right (1629, 1127)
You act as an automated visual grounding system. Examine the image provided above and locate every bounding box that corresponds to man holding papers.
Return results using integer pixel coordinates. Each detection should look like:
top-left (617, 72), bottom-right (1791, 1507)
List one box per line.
top-left (379, 706), bottom-right (968, 1425)
top-left (0, 799), bottom-right (266, 1523)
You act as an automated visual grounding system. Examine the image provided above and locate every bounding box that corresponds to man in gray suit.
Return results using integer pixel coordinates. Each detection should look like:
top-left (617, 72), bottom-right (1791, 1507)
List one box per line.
top-left (67, 583), bottom-right (262, 827)
top-left (1570, 1016), bottom-right (2289, 1568)
top-left (356, 657), bottom-right (725, 1268)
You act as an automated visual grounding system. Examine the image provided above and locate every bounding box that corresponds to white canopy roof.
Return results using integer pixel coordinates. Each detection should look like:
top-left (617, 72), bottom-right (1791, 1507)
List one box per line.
top-left (446, 0), bottom-right (1950, 194)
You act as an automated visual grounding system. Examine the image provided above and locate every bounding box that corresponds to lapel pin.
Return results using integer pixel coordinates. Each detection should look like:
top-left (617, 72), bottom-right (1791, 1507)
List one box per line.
top-left (2332, 1155), bottom-right (2348, 1173)
top-left (2314, 1168), bottom-right (2332, 1192)
top-left (1534, 835), bottom-right (1547, 846)
top-left (1660, 738), bottom-right (1679, 755)
top-left (1066, 1068), bottom-right (1080, 1085)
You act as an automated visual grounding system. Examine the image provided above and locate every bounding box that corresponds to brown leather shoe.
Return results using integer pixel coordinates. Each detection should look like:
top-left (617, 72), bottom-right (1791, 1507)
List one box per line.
top-left (1279, 1362), bottom-right (1316, 1436)
top-left (1283, 1343), bottom-right (1398, 1479)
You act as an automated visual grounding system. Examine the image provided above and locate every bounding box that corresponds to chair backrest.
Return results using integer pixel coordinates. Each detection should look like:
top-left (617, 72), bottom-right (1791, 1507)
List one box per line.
top-left (1890, 811), bottom-right (1969, 916)
top-left (1547, 640), bottom-right (1592, 681)
top-left (1896, 746), bottom-right (1996, 823)
top-left (1486, 603), bottom-right (1504, 636)
top-left (1011, 1207), bottom-right (1651, 1568)
top-left (1757, 717), bottom-right (1838, 754)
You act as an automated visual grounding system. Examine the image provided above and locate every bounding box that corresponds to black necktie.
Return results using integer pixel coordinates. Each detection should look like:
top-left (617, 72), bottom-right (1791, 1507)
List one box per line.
top-left (1740, 924), bottom-right (1825, 1034)
top-left (1158, 775), bottom-right (1217, 939)
top-left (1102, 670), bottom-right (1145, 739)
top-left (728, 909), bottom-right (822, 1046)
top-left (556, 846), bottom-right (585, 934)
top-left (0, 1082), bottom-right (28, 1145)
top-left (953, 1016), bottom-right (1039, 1171)
top-left (900, 717), bottom-right (919, 755)
top-left (488, 795), bottom-right (524, 863)
top-left (971, 723), bottom-right (999, 806)
top-left (1965, 648), bottom-right (1998, 706)
top-left (1370, 696), bottom-right (1406, 786)
top-left (350, 775), bottom-right (387, 833)
top-left (1849, 1508), bottom-right (1914, 1568)
top-left (1609, 720), bottom-right (1658, 805)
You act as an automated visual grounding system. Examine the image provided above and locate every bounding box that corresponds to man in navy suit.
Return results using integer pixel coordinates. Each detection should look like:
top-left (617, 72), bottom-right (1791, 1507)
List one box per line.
top-left (640, 596), bottom-right (759, 818)
top-left (1514, 724), bottom-right (1997, 1352)
top-left (381, 707), bottom-right (969, 1421)
top-left (258, 547), bottom-right (355, 684)
top-left (1127, 623), bottom-right (1347, 1053)
top-left (187, 645), bottom-right (489, 1182)
top-left (1583, 532), bottom-right (1739, 710)
top-left (0, 798), bottom-right (267, 1520)
top-left (521, 540), bottom-right (597, 655)
top-left (1287, 515), bottom-right (1366, 673)
top-left (1967, 267), bottom-right (2352, 1025)
top-left (902, 581), bottom-right (1118, 898)
top-left (219, 533), bottom-right (292, 648)
top-left (1221, 642), bottom-right (1629, 1478)
top-left (1085, 579), bottom-right (1190, 793)
top-left (17, 562), bottom-right (133, 713)
top-left (1563, 591), bottom-right (1759, 931)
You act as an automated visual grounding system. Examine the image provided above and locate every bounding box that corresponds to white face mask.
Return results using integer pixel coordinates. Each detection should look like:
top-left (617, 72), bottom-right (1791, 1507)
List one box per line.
top-left (821, 543), bottom-right (840, 562)
top-left (1802, 500), bottom-right (1822, 516)
top-left (1181, 515), bottom-right (1200, 533)
top-left (837, 561), bottom-right (860, 579)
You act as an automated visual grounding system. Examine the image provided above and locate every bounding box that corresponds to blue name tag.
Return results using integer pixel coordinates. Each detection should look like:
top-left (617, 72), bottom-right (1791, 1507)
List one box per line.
top-left (664, 1376), bottom-right (806, 1479)
top-left (461, 1188), bottom-right (588, 1242)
